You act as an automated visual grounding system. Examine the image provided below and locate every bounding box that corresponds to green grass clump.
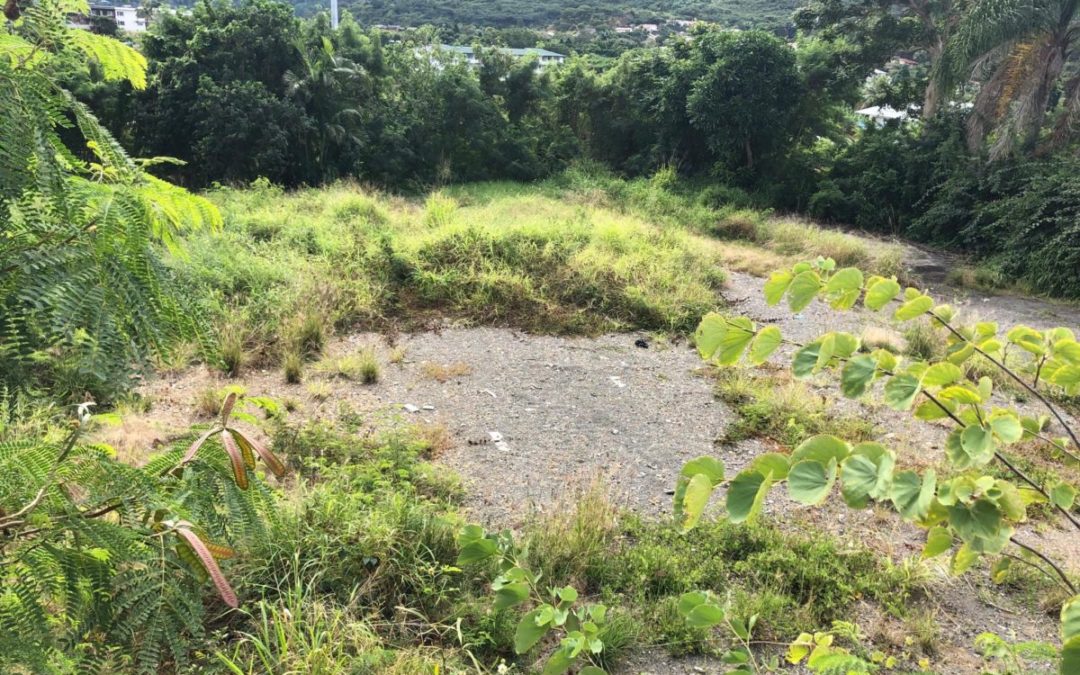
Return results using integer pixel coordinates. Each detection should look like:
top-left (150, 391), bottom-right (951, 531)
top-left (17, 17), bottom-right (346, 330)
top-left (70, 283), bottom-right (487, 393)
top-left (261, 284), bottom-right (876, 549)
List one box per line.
top-left (713, 370), bottom-right (876, 447)
top-left (283, 350), bottom-right (303, 384)
top-left (315, 348), bottom-right (380, 384)
top-left (590, 516), bottom-right (911, 652)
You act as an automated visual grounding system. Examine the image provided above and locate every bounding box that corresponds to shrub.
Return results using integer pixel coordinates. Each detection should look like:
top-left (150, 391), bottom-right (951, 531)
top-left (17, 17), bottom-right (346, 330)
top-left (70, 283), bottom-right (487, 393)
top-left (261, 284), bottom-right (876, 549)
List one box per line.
top-left (283, 351), bottom-right (304, 384)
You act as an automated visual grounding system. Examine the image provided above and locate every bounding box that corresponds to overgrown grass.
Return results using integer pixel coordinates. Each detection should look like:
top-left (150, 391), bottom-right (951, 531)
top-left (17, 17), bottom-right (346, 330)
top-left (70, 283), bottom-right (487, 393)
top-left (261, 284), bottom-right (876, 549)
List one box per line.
top-left (177, 167), bottom-right (911, 374)
top-left (178, 176), bottom-right (730, 371)
top-left (542, 164), bottom-right (908, 279)
top-left (712, 369), bottom-right (877, 448)
top-left (215, 417), bottom-right (924, 671)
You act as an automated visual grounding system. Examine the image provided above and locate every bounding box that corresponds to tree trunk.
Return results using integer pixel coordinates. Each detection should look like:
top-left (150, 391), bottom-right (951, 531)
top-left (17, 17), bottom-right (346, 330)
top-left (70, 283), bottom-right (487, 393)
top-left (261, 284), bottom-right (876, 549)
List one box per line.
top-left (744, 137), bottom-right (753, 170)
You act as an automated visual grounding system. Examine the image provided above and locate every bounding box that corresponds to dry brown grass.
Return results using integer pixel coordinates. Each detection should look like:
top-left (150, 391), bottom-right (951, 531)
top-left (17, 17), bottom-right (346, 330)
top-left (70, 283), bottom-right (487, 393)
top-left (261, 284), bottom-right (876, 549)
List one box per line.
top-left (411, 420), bottom-right (454, 457)
top-left (420, 361), bottom-right (472, 383)
top-left (717, 241), bottom-right (793, 277)
top-left (91, 414), bottom-right (171, 466)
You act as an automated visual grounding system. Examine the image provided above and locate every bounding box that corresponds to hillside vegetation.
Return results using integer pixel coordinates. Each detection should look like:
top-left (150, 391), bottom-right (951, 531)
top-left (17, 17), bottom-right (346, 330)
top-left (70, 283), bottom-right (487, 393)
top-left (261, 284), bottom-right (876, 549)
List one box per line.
top-left (4, 1), bottom-right (1080, 673)
top-left (291, 0), bottom-right (801, 29)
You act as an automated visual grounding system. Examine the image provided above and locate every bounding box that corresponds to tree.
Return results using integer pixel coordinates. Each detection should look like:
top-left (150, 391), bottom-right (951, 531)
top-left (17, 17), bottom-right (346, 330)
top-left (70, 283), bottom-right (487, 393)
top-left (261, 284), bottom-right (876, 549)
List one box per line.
top-left (284, 36), bottom-right (368, 181)
top-left (937, 0), bottom-right (1080, 156)
top-left (1, 0), bottom-right (219, 399)
top-left (686, 30), bottom-right (803, 170)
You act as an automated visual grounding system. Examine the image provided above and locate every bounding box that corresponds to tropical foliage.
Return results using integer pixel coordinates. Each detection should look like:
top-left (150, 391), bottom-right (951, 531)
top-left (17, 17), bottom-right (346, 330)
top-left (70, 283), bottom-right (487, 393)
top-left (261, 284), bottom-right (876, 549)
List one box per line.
top-left (0, 393), bottom-right (284, 672)
top-left (678, 258), bottom-right (1080, 672)
top-left (0, 0), bottom-right (219, 400)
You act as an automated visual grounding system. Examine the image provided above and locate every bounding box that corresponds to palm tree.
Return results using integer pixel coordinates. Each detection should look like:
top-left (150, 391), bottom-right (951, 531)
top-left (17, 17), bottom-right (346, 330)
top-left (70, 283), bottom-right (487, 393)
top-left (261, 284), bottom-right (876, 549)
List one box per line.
top-left (937, 0), bottom-right (1080, 157)
top-left (284, 36), bottom-right (367, 180)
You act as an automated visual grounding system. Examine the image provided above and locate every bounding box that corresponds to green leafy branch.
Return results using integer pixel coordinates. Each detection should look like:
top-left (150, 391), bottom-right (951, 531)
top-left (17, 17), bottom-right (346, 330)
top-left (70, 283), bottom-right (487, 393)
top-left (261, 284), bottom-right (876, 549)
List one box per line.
top-left (677, 257), bottom-right (1080, 673)
top-left (456, 525), bottom-right (609, 675)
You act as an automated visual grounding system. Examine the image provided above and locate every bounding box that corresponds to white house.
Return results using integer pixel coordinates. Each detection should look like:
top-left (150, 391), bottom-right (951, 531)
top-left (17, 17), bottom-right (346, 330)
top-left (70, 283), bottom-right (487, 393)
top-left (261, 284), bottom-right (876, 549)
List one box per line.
top-left (70, 4), bottom-right (148, 32)
top-left (436, 45), bottom-right (567, 72)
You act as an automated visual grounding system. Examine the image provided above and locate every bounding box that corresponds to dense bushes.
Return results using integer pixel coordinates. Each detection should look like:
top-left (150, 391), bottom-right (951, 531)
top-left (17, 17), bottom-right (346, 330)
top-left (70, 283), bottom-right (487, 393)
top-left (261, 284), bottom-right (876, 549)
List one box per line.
top-left (811, 118), bottom-right (1080, 299)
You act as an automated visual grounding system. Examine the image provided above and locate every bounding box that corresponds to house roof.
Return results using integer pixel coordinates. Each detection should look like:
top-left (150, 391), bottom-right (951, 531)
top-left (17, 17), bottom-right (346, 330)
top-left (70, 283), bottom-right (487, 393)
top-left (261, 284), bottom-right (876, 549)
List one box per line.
top-left (440, 44), bottom-right (565, 58)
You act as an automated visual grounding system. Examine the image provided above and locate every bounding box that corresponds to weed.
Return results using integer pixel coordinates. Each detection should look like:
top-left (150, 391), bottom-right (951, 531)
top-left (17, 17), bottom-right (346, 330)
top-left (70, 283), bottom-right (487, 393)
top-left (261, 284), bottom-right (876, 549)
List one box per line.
top-left (905, 608), bottom-right (941, 656)
top-left (713, 370), bottom-right (876, 447)
top-left (420, 361), bottom-right (472, 382)
top-left (903, 320), bottom-right (946, 361)
top-left (283, 350), bottom-right (303, 384)
top-left (218, 319), bottom-right (248, 377)
top-left (947, 264), bottom-right (1007, 291)
top-left (389, 346), bottom-right (407, 364)
top-left (423, 191), bottom-right (458, 228)
top-left (525, 483), bottom-right (619, 588)
top-left (410, 420), bottom-right (453, 457)
top-left (591, 515), bottom-right (909, 646)
top-left (306, 381), bottom-right (332, 402)
top-left (315, 348), bottom-right (380, 384)
top-left (860, 325), bottom-right (906, 354)
top-left (289, 311), bottom-right (327, 359)
top-left (195, 386), bottom-right (224, 418)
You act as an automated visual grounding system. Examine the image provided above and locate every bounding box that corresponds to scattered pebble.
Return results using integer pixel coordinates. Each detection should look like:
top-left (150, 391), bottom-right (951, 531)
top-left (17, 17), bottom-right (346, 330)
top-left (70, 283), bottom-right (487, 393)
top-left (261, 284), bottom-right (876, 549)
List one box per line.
top-left (402, 403), bottom-right (419, 413)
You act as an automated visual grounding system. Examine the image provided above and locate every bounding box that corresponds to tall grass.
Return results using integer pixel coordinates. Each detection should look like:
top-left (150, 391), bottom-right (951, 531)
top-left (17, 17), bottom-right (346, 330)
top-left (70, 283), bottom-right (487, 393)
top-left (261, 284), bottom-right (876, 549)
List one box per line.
top-left (177, 177), bottom-right (730, 364)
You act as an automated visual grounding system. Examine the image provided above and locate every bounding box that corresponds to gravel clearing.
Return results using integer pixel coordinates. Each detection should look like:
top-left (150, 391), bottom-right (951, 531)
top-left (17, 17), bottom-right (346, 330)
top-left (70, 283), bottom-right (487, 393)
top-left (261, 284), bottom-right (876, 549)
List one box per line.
top-left (135, 251), bottom-right (1079, 674)
top-left (340, 327), bottom-right (731, 527)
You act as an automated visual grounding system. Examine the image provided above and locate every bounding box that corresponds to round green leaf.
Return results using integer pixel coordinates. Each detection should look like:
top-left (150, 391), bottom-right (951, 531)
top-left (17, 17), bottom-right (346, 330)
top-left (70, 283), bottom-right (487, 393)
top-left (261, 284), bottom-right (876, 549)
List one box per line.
top-left (717, 317), bottom-right (756, 365)
top-left (726, 469), bottom-right (774, 523)
top-left (749, 325), bottom-right (783, 365)
top-left (961, 424), bottom-right (996, 464)
top-left (824, 267), bottom-right (864, 310)
top-left (921, 362), bottom-right (962, 387)
top-left (792, 435), bottom-right (851, 464)
top-left (680, 456), bottom-right (726, 483)
top-left (989, 414), bottom-right (1023, 444)
top-left (763, 271), bottom-right (793, 306)
top-left (840, 454), bottom-right (879, 508)
top-left (686, 602), bottom-right (726, 628)
top-left (792, 341), bottom-right (822, 378)
top-left (515, 609), bottom-right (551, 654)
top-left (694, 313), bottom-right (727, 360)
top-left (788, 459), bottom-right (837, 505)
top-left (884, 374), bottom-right (921, 411)
top-left (921, 526), bottom-right (952, 558)
top-left (864, 278), bottom-right (901, 311)
top-left (840, 355), bottom-right (877, 398)
top-left (787, 271), bottom-right (822, 312)
top-left (891, 469), bottom-right (935, 520)
top-left (680, 472), bottom-right (716, 532)
top-left (1051, 483), bottom-right (1077, 510)
top-left (894, 295), bottom-right (933, 321)
top-left (750, 452), bottom-right (791, 480)
top-left (494, 582), bottom-right (531, 610)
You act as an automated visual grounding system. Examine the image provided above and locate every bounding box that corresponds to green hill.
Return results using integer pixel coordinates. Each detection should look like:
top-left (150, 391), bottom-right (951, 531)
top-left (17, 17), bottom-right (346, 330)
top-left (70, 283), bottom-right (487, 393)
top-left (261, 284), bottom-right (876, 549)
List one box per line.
top-left (300, 0), bottom-right (802, 30)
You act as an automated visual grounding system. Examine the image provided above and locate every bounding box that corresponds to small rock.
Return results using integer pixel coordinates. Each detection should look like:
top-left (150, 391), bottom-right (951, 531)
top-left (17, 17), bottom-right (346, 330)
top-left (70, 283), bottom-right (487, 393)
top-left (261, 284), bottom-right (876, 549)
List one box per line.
top-left (488, 431), bottom-right (504, 442)
top-left (635, 338), bottom-right (649, 349)
top-left (422, 404), bottom-right (435, 411)
top-left (402, 404), bottom-right (419, 413)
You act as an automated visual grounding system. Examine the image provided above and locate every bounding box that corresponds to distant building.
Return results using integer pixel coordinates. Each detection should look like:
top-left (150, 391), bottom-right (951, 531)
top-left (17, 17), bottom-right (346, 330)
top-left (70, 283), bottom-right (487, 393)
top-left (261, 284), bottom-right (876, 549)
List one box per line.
top-left (854, 105), bottom-right (909, 126)
top-left (70, 4), bottom-right (147, 32)
top-left (436, 45), bottom-right (567, 71)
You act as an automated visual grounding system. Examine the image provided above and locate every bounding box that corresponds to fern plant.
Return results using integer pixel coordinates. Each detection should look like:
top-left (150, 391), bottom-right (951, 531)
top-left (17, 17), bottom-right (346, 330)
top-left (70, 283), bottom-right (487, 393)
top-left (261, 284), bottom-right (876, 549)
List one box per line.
top-left (0, 0), bottom-right (220, 402)
top-left (0, 394), bottom-right (286, 672)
